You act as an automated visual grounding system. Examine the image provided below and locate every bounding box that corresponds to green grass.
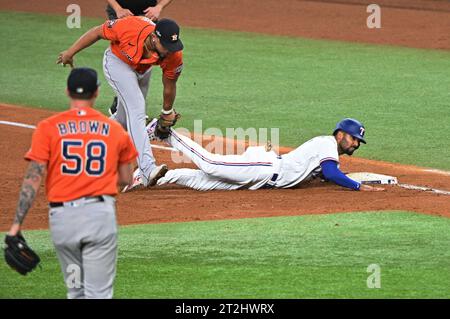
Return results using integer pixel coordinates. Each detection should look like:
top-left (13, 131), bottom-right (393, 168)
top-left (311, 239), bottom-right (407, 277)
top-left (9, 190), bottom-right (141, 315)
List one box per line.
top-left (1, 211), bottom-right (450, 298)
top-left (0, 12), bottom-right (450, 169)
top-left (1, 11), bottom-right (450, 169)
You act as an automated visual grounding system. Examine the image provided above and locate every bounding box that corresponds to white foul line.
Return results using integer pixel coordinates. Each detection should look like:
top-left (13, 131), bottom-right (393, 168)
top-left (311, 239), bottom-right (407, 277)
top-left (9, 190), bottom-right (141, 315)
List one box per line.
top-left (423, 169), bottom-right (450, 177)
top-left (0, 120), bottom-right (177, 152)
top-left (398, 184), bottom-right (450, 196)
top-left (0, 120), bottom-right (36, 129)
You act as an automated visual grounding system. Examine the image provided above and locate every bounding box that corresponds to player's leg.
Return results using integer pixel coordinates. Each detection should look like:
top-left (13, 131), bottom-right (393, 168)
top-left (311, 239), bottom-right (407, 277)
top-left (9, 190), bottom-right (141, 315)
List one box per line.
top-left (165, 129), bottom-right (274, 184)
top-left (137, 68), bottom-right (152, 124)
top-left (110, 96), bottom-right (127, 129)
top-left (49, 207), bottom-right (85, 299)
top-left (81, 198), bottom-right (118, 299)
top-left (137, 68), bottom-right (152, 107)
top-left (158, 168), bottom-right (242, 191)
top-left (103, 48), bottom-right (156, 185)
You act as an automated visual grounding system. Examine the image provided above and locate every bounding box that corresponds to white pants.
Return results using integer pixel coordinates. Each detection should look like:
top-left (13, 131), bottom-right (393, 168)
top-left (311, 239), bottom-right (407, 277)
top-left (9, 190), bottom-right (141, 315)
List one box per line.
top-left (103, 48), bottom-right (155, 185)
top-left (158, 130), bottom-right (280, 190)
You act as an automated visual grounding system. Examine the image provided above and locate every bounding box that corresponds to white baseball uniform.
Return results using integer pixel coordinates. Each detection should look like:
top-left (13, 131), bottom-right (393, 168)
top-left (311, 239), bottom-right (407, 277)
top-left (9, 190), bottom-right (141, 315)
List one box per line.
top-left (158, 129), bottom-right (340, 190)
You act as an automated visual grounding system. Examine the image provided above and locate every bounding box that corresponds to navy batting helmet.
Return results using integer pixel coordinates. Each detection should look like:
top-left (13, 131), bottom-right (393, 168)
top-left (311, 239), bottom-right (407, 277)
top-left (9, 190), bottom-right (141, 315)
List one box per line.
top-left (333, 118), bottom-right (366, 144)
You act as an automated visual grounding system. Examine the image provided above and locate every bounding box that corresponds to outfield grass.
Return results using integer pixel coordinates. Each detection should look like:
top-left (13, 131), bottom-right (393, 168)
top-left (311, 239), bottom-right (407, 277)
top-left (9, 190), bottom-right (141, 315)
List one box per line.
top-left (1, 211), bottom-right (449, 299)
top-left (1, 12), bottom-right (449, 170)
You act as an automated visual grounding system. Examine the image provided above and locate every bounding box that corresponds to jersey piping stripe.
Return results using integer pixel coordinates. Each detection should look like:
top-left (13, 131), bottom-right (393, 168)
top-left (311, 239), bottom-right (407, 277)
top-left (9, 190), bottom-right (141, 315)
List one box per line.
top-left (171, 131), bottom-right (273, 167)
top-left (133, 24), bottom-right (153, 59)
top-left (104, 50), bottom-right (144, 172)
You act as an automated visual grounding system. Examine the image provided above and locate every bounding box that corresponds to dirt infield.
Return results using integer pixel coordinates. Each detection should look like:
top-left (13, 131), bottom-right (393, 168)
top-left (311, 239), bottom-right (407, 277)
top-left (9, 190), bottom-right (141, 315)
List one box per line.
top-left (0, 104), bottom-right (449, 231)
top-left (1, 0), bottom-right (449, 50)
top-left (0, 1), bottom-right (449, 230)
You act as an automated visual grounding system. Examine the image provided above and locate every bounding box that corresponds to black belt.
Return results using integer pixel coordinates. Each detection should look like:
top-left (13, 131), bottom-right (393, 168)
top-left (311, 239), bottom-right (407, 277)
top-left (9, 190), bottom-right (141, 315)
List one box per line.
top-left (261, 156), bottom-right (282, 189)
top-left (261, 173), bottom-right (279, 189)
top-left (49, 196), bottom-right (104, 208)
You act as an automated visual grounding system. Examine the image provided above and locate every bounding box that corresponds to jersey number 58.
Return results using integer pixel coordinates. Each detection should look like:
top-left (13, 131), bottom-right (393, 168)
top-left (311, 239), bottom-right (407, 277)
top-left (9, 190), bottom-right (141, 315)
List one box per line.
top-left (61, 139), bottom-right (107, 176)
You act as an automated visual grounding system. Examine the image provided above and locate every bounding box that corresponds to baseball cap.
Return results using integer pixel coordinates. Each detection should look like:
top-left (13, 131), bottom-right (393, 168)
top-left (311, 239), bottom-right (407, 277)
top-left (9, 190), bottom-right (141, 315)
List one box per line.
top-left (155, 19), bottom-right (184, 52)
top-left (333, 118), bottom-right (366, 144)
top-left (67, 67), bottom-right (100, 98)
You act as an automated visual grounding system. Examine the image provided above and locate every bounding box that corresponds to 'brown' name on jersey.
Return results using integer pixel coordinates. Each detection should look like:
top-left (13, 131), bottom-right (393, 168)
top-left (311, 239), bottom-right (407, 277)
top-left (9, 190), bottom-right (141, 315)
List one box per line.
top-left (57, 121), bottom-right (110, 137)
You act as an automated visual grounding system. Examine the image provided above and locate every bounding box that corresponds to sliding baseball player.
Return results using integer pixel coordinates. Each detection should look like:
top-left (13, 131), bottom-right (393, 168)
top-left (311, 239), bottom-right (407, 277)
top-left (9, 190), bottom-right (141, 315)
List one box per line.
top-left (146, 118), bottom-right (384, 191)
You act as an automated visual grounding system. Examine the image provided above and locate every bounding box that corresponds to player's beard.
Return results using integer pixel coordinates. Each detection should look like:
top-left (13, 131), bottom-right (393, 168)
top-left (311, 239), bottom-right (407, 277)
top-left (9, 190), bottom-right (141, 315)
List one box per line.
top-left (339, 140), bottom-right (359, 156)
top-left (344, 147), bottom-right (356, 155)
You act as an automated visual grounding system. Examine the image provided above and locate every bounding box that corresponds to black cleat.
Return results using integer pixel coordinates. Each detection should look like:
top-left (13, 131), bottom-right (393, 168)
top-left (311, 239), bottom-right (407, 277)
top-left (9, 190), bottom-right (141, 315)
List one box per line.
top-left (108, 96), bottom-right (118, 116)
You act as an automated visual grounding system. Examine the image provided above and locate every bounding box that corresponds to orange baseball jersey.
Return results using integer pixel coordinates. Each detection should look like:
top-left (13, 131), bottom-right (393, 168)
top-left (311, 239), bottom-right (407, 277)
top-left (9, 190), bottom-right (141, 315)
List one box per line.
top-left (102, 16), bottom-right (183, 78)
top-left (25, 107), bottom-right (138, 202)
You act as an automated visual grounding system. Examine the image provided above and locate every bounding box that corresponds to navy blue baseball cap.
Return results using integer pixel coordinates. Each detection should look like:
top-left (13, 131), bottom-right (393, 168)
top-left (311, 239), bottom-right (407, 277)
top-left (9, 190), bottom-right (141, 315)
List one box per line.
top-left (67, 67), bottom-right (100, 97)
top-left (155, 19), bottom-right (183, 52)
top-left (333, 118), bottom-right (366, 144)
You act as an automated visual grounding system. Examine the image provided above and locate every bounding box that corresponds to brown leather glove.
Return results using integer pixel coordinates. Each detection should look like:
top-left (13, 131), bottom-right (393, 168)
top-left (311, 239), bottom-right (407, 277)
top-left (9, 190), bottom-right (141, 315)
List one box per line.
top-left (156, 109), bottom-right (181, 139)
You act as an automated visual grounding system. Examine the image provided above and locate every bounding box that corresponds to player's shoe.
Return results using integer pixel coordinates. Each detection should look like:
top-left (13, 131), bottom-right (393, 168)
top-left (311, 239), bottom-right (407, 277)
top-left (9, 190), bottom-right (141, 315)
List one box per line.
top-left (146, 118), bottom-right (172, 141)
top-left (148, 164), bottom-right (168, 186)
top-left (108, 97), bottom-right (118, 116)
top-left (146, 118), bottom-right (158, 141)
top-left (156, 170), bottom-right (172, 186)
top-left (121, 165), bottom-right (168, 192)
top-left (146, 118), bottom-right (169, 141)
top-left (121, 168), bottom-right (143, 193)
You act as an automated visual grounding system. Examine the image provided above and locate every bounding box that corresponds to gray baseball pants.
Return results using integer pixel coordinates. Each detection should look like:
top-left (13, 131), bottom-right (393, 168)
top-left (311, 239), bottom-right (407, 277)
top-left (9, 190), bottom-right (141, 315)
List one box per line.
top-left (103, 47), bottom-right (156, 185)
top-left (49, 196), bottom-right (117, 299)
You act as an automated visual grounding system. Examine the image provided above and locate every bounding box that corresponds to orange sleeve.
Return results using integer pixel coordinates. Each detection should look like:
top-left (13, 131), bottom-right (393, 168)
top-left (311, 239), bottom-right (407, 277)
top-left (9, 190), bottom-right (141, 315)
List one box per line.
top-left (102, 20), bottom-right (120, 42)
top-left (119, 131), bottom-right (138, 164)
top-left (161, 51), bottom-right (183, 80)
top-left (24, 120), bottom-right (51, 164)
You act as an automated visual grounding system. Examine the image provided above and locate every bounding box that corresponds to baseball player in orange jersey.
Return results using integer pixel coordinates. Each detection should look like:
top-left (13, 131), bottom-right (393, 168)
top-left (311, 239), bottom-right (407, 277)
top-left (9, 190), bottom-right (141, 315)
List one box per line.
top-left (105, 0), bottom-right (175, 115)
top-left (6, 68), bottom-right (138, 299)
top-left (57, 16), bottom-right (184, 192)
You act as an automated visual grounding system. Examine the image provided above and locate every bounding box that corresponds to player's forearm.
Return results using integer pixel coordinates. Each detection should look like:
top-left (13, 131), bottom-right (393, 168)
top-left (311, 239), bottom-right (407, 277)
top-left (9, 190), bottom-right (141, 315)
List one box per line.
top-left (107, 0), bottom-right (122, 12)
top-left (118, 162), bottom-right (134, 186)
top-left (13, 161), bottom-right (45, 226)
top-left (320, 160), bottom-right (361, 190)
top-left (66, 26), bottom-right (104, 57)
top-left (162, 76), bottom-right (177, 111)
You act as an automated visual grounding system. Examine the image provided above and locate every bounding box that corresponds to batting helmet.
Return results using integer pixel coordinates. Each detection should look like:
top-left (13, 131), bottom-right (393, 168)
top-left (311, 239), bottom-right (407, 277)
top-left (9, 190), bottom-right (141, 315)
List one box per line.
top-left (333, 118), bottom-right (366, 144)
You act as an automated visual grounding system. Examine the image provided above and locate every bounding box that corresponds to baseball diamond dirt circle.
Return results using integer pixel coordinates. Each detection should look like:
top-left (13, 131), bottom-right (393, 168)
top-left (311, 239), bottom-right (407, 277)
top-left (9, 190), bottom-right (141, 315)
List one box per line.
top-left (0, 0), bottom-right (449, 231)
top-left (0, 103), bottom-right (449, 231)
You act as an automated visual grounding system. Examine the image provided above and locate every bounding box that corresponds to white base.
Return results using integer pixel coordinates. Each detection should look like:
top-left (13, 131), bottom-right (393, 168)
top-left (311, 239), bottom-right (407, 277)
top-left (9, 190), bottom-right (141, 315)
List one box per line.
top-left (346, 172), bottom-right (398, 185)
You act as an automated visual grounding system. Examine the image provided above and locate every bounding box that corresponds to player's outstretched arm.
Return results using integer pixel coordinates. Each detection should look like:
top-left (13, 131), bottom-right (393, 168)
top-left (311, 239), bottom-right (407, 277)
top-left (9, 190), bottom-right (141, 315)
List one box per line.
top-left (8, 161), bottom-right (46, 236)
top-left (359, 184), bottom-right (385, 192)
top-left (162, 75), bottom-right (177, 112)
top-left (321, 160), bottom-right (384, 191)
top-left (56, 26), bottom-right (105, 68)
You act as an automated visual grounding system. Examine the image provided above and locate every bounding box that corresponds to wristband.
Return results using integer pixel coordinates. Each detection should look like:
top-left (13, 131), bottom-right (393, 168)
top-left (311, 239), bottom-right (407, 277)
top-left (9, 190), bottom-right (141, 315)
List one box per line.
top-left (161, 108), bottom-right (173, 115)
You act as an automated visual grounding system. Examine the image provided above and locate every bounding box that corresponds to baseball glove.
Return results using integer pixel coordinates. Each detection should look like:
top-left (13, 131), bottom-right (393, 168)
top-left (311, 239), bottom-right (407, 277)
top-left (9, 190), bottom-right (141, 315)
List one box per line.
top-left (4, 233), bottom-right (41, 275)
top-left (155, 110), bottom-right (181, 139)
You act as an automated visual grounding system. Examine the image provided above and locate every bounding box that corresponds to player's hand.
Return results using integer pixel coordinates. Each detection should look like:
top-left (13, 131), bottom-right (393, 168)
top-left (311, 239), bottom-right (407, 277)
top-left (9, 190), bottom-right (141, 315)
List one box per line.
top-left (7, 223), bottom-right (21, 237)
top-left (56, 51), bottom-right (74, 68)
top-left (144, 5), bottom-right (162, 21)
top-left (116, 8), bottom-right (134, 19)
top-left (360, 184), bottom-right (385, 192)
